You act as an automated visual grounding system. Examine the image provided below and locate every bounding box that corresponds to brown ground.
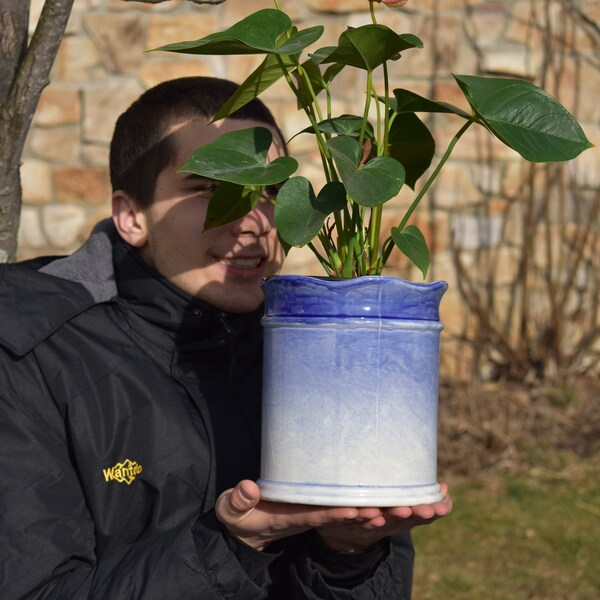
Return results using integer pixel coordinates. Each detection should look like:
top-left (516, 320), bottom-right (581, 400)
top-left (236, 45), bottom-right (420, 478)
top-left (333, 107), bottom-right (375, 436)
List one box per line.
top-left (437, 377), bottom-right (600, 480)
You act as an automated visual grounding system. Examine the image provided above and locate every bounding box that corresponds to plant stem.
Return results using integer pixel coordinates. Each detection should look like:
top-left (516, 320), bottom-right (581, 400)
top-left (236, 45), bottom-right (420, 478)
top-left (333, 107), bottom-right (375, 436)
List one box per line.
top-left (359, 70), bottom-right (374, 145)
top-left (275, 55), bottom-right (332, 180)
top-left (398, 118), bottom-right (474, 231)
top-left (380, 118), bottom-right (474, 267)
top-left (369, 1), bottom-right (378, 24)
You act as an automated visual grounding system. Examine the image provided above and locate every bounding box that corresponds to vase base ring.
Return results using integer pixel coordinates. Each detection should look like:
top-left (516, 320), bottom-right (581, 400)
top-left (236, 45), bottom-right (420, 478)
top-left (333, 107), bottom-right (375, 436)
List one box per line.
top-left (257, 479), bottom-right (443, 507)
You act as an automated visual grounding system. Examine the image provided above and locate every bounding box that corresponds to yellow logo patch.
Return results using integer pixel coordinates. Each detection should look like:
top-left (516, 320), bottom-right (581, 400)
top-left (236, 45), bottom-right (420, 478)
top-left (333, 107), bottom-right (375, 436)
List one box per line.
top-left (103, 459), bottom-right (143, 485)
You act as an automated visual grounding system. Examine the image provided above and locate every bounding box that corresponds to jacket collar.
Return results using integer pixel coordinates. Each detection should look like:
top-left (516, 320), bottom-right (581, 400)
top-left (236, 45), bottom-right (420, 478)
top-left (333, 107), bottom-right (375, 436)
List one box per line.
top-left (113, 237), bottom-right (263, 347)
top-left (0, 220), bottom-right (118, 357)
top-left (0, 219), bottom-right (263, 356)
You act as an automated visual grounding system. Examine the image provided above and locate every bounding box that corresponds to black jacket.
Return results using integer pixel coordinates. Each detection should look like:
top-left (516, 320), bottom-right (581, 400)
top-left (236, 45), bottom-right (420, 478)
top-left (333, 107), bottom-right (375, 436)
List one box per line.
top-left (0, 221), bottom-right (414, 599)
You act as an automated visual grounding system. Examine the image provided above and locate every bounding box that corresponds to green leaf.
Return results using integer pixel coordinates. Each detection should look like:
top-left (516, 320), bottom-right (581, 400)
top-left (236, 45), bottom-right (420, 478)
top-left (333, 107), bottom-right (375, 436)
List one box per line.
top-left (453, 74), bottom-right (594, 162)
top-left (204, 182), bottom-right (258, 231)
top-left (327, 137), bottom-right (405, 207)
top-left (277, 26), bottom-right (324, 55)
top-left (293, 59), bottom-right (344, 109)
top-left (317, 115), bottom-right (375, 138)
top-left (326, 136), bottom-right (362, 186)
top-left (389, 89), bottom-right (470, 118)
top-left (319, 26), bottom-right (422, 71)
top-left (347, 156), bottom-right (405, 207)
top-left (391, 225), bottom-right (430, 278)
top-left (292, 115), bottom-right (375, 141)
top-left (152, 9), bottom-right (322, 56)
top-left (212, 53), bottom-right (297, 122)
top-left (387, 113), bottom-right (434, 189)
top-left (275, 178), bottom-right (347, 246)
top-left (179, 127), bottom-right (298, 185)
top-left (309, 46), bottom-right (337, 65)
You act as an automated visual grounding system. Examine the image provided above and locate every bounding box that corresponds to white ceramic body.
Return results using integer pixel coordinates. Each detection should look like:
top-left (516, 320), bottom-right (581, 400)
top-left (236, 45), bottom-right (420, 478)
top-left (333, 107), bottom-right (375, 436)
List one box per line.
top-left (258, 276), bottom-right (447, 507)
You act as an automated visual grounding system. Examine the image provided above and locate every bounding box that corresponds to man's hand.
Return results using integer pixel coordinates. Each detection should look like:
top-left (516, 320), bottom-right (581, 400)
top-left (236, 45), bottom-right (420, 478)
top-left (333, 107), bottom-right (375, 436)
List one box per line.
top-left (215, 480), bottom-right (382, 551)
top-left (316, 483), bottom-right (453, 552)
top-left (215, 480), bottom-right (452, 553)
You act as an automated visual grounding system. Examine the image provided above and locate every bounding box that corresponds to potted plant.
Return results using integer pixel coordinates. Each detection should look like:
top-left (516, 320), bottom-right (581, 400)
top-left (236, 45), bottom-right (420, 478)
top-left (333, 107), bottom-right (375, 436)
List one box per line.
top-left (155, 0), bottom-right (592, 506)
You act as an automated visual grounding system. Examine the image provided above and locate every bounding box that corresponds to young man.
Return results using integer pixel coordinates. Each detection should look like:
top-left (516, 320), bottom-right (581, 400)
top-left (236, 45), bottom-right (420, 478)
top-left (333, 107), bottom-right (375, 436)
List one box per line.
top-left (0, 77), bottom-right (451, 599)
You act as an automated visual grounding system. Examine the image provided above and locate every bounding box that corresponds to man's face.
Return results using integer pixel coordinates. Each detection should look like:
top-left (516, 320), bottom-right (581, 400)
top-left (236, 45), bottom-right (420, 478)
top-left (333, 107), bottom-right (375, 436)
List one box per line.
top-left (136, 118), bottom-right (286, 313)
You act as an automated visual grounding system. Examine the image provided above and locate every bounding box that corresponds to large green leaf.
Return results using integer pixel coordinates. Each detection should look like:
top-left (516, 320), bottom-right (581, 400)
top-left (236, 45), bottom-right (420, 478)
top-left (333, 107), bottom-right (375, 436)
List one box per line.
top-left (454, 75), bottom-right (593, 162)
top-left (212, 53), bottom-right (297, 122)
top-left (179, 127), bottom-right (298, 185)
top-left (203, 182), bottom-right (258, 231)
top-left (389, 89), bottom-right (470, 118)
top-left (318, 26), bottom-right (422, 71)
top-left (275, 178), bottom-right (347, 246)
top-left (153, 9), bottom-right (322, 56)
top-left (326, 136), bottom-right (362, 186)
top-left (327, 137), bottom-right (405, 206)
top-left (387, 113), bottom-right (434, 189)
top-left (391, 225), bottom-right (430, 278)
top-left (347, 157), bottom-right (405, 207)
top-left (292, 115), bottom-right (375, 142)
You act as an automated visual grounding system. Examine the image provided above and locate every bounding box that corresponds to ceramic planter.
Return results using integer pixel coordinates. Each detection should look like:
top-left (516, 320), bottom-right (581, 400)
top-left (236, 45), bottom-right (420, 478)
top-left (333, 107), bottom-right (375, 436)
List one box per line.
top-left (258, 275), bottom-right (448, 507)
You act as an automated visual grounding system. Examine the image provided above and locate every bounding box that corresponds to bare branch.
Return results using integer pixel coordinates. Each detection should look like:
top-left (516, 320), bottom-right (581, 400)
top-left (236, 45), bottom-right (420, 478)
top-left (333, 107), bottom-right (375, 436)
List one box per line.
top-left (0, 1), bottom-right (29, 106)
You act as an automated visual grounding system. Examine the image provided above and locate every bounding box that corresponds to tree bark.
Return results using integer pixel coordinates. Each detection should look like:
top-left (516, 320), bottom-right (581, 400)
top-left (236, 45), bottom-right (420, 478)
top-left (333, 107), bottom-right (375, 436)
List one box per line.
top-left (0, 0), bottom-right (226, 263)
top-left (0, 0), bottom-right (74, 262)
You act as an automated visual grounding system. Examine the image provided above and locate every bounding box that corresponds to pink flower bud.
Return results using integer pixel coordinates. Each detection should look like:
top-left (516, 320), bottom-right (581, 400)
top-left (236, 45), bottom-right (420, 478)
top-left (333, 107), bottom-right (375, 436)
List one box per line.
top-left (382, 0), bottom-right (409, 7)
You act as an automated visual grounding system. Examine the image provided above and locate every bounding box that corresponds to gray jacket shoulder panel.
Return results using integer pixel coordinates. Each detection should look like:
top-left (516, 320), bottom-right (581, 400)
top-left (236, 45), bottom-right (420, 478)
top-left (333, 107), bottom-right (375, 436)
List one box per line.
top-left (0, 219), bottom-right (119, 357)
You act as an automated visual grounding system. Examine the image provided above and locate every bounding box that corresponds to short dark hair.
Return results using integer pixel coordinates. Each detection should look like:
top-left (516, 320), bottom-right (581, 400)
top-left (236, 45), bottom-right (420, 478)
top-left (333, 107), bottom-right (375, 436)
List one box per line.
top-left (109, 76), bottom-right (286, 209)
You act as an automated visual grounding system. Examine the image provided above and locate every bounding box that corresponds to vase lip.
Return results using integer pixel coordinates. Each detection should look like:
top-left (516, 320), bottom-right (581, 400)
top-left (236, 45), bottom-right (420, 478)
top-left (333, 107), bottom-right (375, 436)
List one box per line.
top-left (261, 274), bottom-right (448, 322)
top-left (261, 274), bottom-right (448, 291)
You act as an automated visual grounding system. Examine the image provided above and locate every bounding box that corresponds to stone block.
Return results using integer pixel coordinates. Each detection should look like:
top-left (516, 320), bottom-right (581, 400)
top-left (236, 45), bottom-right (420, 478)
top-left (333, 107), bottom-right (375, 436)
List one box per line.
top-left (224, 54), bottom-right (269, 83)
top-left (430, 161), bottom-right (483, 210)
top-left (84, 14), bottom-right (144, 73)
top-left (18, 207), bottom-right (47, 250)
top-left (54, 36), bottom-right (100, 81)
top-left (53, 167), bottom-right (111, 206)
top-left (223, 0), bottom-right (284, 24)
top-left (464, 2), bottom-right (509, 49)
top-left (29, 126), bottom-right (81, 164)
top-left (141, 59), bottom-right (214, 88)
top-left (83, 78), bottom-right (144, 144)
top-left (36, 87), bottom-right (81, 126)
top-left (107, 0), bottom-right (181, 11)
top-left (481, 43), bottom-right (543, 79)
top-left (451, 211), bottom-right (504, 250)
top-left (42, 205), bottom-right (88, 249)
top-left (83, 209), bottom-right (113, 241)
top-left (146, 13), bottom-right (219, 50)
top-left (302, 0), bottom-right (368, 14)
top-left (20, 160), bottom-right (53, 205)
top-left (81, 143), bottom-right (110, 168)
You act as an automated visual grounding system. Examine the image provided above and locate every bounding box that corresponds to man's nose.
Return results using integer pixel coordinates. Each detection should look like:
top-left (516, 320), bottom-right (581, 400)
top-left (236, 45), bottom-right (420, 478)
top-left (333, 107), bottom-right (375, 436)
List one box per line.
top-left (231, 202), bottom-right (273, 237)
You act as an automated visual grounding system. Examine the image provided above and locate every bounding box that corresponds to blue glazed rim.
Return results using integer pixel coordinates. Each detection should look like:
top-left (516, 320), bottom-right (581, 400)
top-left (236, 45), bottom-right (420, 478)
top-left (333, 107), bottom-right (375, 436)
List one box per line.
top-left (261, 275), bottom-right (448, 321)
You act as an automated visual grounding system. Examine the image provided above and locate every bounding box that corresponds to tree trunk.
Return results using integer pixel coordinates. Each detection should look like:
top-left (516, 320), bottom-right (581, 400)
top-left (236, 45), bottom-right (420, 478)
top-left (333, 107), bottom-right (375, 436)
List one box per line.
top-left (0, 0), bottom-right (226, 263)
top-left (0, 0), bottom-right (74, 263)
top-left (0, 0), bottom-right (30, 263)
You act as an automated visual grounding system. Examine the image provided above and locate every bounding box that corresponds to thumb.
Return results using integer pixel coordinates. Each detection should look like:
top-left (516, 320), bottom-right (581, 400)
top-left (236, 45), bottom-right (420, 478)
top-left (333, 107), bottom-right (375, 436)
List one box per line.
top-left (225, 479), bottom-right (261, 515)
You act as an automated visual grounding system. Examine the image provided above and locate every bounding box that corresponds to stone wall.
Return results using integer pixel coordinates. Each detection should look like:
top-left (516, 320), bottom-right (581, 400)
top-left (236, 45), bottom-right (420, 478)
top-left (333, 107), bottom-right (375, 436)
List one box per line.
top-left (20, 0), bottom-right (600, 380)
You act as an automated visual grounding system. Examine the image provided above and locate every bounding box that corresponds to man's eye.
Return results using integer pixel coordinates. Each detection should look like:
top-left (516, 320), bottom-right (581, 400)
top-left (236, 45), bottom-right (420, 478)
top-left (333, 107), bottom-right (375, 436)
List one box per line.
top-left (196, 183), bottom-right (219, 195)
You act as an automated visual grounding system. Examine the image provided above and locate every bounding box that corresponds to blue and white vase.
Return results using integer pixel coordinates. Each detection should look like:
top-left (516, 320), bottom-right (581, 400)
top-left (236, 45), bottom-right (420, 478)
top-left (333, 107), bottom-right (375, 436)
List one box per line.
top-left (258, 275), bottom-right (448, 507)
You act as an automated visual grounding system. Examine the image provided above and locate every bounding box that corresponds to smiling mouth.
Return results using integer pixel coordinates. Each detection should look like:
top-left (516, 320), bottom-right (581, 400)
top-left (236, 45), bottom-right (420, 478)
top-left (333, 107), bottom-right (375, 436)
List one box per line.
top-left (219, 257), bottom-right (262, 268)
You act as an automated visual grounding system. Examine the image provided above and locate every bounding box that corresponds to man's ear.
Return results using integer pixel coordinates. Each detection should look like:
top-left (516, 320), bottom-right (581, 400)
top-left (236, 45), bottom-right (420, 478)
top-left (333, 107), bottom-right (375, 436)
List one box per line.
top-left (112, 191), bottom-right (148, 248)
